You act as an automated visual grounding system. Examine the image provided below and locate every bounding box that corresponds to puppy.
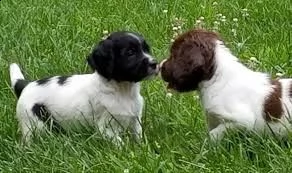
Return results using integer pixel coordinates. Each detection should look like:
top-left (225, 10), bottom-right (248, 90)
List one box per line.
top-left (160, 29), bottom-right (292, 142)
top-left (9, 31), bottom-right (159, 145)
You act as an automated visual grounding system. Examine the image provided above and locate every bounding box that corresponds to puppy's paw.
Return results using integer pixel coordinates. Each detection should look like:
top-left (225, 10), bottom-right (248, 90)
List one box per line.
top-left (209, 126), bottom-right (225, 144)
top-left (112, 136), bottom-right (124, 149)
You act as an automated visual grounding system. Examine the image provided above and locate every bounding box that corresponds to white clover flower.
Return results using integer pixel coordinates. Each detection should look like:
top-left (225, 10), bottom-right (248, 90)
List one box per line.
top-left (173, 32), bottom-right (178, 37)
top-left (102, 30), bottom-right (109, 35)
top-left (177, 25), bottom-right (182, 30)
top-left (233, 18), bottom-right (238, 22)
top-left (166, 92), bottom-right (173, 98)
top-left (172, 26), bottom-right (178, 31)
top-left (195, 20), bottom-right (201, 24)
top-left (212, 26), bottom-right (219, 31)
top-left (221, 15), bottom-right (226, 19)
top-left (276, 72), bottom-right (284, 77)
top-left (249, 57), bottom-right (258, 62)
top-left (242, 13), bottom-right (249, 17)
top-left (236, 42), bottom-right (244, 48)
top-left (163, 9), bottom-right (168, 13)
top-left (193, 95), bottom-right (199, 99)
top-left (231, 29), bottom-right (237, 36)
top-left (221, 18), bottom-right (226, 22)
top-left (216, 13), bottom-right (223, 17)
top-left (199, 16), bottom-right (205, 20)
top-left (241, 8), bottom-right (249, 17)
top-left (124, 169), bottom-right (129, 173)
top-left (213, 21), bottom-right (220, 25)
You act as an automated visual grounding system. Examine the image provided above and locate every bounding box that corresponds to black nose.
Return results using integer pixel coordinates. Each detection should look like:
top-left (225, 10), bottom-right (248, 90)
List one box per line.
top-left (149, 60), bottom-right (158, 69)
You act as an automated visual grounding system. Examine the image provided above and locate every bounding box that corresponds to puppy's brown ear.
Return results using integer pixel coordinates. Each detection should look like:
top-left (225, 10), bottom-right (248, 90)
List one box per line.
top-left (87, 39), bottom-right (114, 80)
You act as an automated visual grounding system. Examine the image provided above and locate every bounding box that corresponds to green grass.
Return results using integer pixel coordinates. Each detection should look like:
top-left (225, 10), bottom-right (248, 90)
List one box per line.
top-left (0, 0), bottom-right (291, 172)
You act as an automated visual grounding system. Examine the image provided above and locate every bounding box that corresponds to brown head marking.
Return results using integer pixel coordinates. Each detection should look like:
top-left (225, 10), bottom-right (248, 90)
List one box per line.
top-left (263, 79), bottom-right (283, 121)
top-left (160, 29), bottom-right (219, 92)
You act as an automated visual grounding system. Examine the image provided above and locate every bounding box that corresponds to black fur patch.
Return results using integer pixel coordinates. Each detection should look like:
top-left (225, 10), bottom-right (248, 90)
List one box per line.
top-left (36, 77), bottom-right (51, 85)
top-left (14, 79), bottom-right (29, 98)
top-left (57, 76), bottom-right (71, 85)
top-left (31, 103), bottom-right (65, 133)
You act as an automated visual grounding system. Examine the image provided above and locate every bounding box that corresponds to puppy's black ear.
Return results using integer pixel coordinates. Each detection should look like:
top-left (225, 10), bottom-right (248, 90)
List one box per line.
top-left (87, 39), bottom-right (114, 80)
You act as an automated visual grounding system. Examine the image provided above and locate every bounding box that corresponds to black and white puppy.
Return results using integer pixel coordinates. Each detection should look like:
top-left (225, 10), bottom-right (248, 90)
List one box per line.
top-left (9, 31), bottom-right (159, 145)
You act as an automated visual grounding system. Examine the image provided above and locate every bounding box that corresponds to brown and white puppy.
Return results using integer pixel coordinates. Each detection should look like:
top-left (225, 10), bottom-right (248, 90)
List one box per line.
top-left (160, 29), bottom-right (292, 142)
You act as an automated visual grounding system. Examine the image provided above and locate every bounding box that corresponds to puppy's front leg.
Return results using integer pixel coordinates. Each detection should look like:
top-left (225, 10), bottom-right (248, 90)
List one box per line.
top-left (130, 117), bottom-right (142, 142)
top-left (208, 105), bottom-right (255, 143)
top-left (209, 123), bottom-right (236, 143)
top-left (104, 128), bottom-right (124, 147)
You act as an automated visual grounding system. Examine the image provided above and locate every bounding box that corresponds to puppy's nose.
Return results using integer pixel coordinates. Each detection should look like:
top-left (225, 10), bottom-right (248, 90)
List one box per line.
top-left (149, 60), bottom-right (158, 69)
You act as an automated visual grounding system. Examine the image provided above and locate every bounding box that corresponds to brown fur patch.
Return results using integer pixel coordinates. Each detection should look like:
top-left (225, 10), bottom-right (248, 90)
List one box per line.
top-left (263, 80), bottom-right (283, 121)
top-left (160, 29), bottom-right (220, 92)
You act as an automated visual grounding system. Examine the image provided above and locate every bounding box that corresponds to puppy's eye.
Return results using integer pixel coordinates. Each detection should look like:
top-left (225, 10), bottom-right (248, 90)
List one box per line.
top-left (126, 48), bottom-right (136, 56)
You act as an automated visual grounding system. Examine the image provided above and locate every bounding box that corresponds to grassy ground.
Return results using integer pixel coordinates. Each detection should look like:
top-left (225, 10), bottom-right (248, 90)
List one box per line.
top-left (0, 0), bottom-right (291, 172)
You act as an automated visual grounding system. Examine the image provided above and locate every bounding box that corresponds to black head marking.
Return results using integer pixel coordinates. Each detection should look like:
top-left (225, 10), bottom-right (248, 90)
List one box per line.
top-left (87, 39), bottom-right (114, 80)
top-left (57, 76), bottom-right (71, 85)
top-left (36, 77), bottom-right (51, 85)
top-left (87, 31), bottom-right (158, 82)
top-left (31, 103), bottom-right (65, 133)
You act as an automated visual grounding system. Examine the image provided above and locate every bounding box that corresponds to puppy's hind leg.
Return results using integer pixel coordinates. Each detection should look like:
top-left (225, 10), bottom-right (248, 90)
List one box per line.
top-left (20, 122), bottom-right (33, 145)
top-left (19, 115), bottom-right (45, 145)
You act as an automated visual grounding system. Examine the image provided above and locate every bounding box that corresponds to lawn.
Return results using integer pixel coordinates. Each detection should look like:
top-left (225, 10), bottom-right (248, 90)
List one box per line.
top-left (0, 0), bottom-right (291, 172)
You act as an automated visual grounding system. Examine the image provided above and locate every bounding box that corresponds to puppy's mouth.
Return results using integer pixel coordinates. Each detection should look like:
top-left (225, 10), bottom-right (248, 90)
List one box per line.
top-left (147, 60), bottom-right (160, 75)
top-left (147, 65), bottom-right (160, 77)
top-left (164, 82), bottom-right (180, 94)
top-left (166, 82), bottom-right (176, 90)
top-left (158, 62), bottom-right (177, 91)
top-left (153, 65), bottom-right (160, 75)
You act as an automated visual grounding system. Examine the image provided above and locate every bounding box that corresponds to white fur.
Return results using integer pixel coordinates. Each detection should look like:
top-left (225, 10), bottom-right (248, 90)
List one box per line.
top-left (198, 41), bottom-right (292, 141)
top-left (10, 63), bottom-right (25, 87)
top-left (10, 63), bottom-right (144, 146)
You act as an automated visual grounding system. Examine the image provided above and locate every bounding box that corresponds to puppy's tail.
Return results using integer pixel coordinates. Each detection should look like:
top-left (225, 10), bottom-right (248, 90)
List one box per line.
top-left (9, 63), bottom-right (29, 98)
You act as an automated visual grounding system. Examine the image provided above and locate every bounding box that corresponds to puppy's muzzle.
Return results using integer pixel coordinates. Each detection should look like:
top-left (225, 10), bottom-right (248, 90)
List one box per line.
top-left (149, 60), bottom-right (158, 69)
top-left (148, 59), bottom-right (159, 75)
